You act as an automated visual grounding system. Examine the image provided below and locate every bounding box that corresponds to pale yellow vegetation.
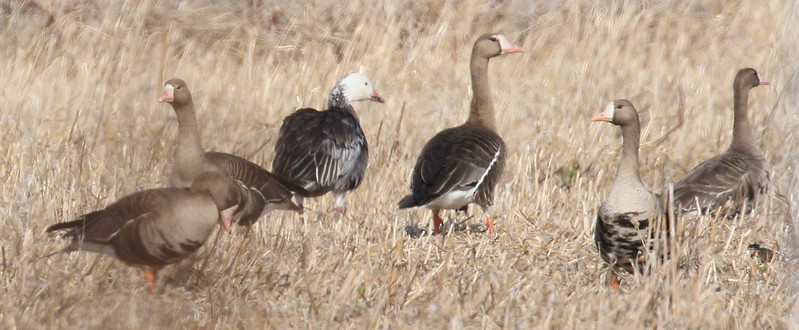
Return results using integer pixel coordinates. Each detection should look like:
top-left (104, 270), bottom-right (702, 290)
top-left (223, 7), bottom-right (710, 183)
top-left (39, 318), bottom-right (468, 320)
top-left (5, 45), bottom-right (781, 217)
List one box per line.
top-left (0, 0), bottom-right (797, 328)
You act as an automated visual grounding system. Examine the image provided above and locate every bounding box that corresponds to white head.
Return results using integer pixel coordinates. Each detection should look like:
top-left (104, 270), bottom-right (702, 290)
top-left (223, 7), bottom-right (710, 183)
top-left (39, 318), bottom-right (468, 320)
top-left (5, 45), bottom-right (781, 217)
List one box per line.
top-left (329, 73), bottom-right (385, 107)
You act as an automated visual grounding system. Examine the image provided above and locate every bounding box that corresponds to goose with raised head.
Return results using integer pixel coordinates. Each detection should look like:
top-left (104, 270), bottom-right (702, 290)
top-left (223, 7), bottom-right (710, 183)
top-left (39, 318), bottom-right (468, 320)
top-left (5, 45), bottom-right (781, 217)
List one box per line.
top-left (592, 99), bottom-right (670, 292)
top-left (158, 78), bottom-right (306, 226)
top-left (672, 68), bottom-right (770, 216)
top-left (397, 33), bottom-right (523, 237)
top-left (45, 172), bottom-right (244, 293)
top-left (271, 72), bottom-right (385, 215)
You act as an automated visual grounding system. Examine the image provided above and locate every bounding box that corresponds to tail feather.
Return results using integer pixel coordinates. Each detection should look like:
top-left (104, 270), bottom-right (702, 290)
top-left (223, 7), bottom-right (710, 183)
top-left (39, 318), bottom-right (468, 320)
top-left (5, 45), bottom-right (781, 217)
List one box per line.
top-left (45, 219), bottom-right (85, 233)
top-left (397, 195), bottom-right (419, 209)
top-left (265, 172), bottom-right (312, 198)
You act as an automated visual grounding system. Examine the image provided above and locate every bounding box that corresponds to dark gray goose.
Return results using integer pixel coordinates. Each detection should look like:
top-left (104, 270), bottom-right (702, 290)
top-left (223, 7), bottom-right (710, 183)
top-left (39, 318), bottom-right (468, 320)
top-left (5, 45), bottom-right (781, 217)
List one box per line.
top-left (672, 68), bottom-right (770, 216)
top-left (397, 33), bottom-right (523, 237)
top-left (158, 78), bottom-right (306, 226)
top-left (46, 172), bottom-right (243, 293)
top-left (592, 99), bottom-right (670, 292)
top-left (271, 73), bottom-right (385, 214)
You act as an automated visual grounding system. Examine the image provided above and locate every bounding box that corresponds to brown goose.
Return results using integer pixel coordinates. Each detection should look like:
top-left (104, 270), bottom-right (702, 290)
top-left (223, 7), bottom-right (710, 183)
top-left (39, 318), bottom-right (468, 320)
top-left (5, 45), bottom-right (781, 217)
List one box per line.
top-left (46, 172), bottom-right (243, 293)
top-left (271, 73), bottom-right (385, 214)
top-left (158, 78), bottom-right (306, 226)
top-left (672, 68), bottom-right (770, 216)
top-left (592, 99), bottom-right (670, 292)
top-left (397, 33), bottom-right (523, 237)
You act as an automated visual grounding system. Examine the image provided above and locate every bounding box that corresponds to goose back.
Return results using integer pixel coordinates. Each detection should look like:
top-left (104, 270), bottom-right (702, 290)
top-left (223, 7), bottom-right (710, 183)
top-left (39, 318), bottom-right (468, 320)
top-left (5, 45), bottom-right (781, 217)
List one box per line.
top-left (46, 188), bottom-right (222, 269)
top-left (398, 124), bottom-right (505, 210)
top-left (272, 106), bottom-right (368, 195)
top-left (159, 78), bottom-right (304, 226)
top-left (672, 150), bottom-right (769, 214)
top-left (671, 68), bottom-right (770, 215)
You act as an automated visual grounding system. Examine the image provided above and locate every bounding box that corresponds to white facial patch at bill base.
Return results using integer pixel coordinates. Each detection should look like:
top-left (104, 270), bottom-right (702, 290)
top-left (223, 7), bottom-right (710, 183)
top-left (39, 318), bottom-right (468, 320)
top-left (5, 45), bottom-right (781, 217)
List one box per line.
top-left (497, 35), bottom-right (513, 53)
top-left (159, 83), bottom-right (175, 103)
top-left (602, 101), bottom-right (616, 121)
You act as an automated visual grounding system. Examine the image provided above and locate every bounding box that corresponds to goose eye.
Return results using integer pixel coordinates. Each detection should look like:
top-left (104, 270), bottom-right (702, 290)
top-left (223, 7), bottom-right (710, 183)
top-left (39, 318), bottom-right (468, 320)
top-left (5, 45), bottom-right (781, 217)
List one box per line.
top-left (490, 36), bottom-right (498, 41)
top-left (616, 104), bottom-right (622, 109)
top-left (176, 86), bottom-right (181, 90)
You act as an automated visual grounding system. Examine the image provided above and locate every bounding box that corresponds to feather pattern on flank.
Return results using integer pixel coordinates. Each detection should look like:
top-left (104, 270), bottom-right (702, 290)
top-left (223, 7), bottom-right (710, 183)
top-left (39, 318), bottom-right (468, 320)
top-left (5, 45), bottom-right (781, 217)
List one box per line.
top-left (397, 33), bottom-right (523, 236)
top-left (159, 78), bottom-right (305, 226)
top-left (591, 99), bottom-right (671, 287)
top-left (45, 172), bottom-right (242, 291)
top-left (672, 68), bottom-right (771, 216)
top-left (271, 73), bottom-right (384, 213)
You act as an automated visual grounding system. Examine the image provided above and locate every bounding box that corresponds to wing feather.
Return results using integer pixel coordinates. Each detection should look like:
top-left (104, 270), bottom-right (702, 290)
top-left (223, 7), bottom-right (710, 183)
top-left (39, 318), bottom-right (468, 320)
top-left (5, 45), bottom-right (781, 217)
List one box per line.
top-left (405, 125), bottom-right (506, 209)
top-left (673, 151), bottom-right (769, 213)
top-left (272, 107), bottom-right (368, 194)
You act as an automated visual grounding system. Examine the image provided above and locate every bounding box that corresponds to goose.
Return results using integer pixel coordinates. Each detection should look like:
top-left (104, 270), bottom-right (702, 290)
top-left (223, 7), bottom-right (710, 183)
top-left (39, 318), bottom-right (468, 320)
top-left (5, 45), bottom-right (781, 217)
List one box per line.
top-left (592, 99), bottom-right (671, 292)
top-left (271, 72), bottom-right (385, 214)
top-left (158, 78), bottom-right (306, 226)
top-left (672, 68), bottom-right (770, 216)
top-left (397, 33), bottom-right (523, 237)
top-left (46, 172), bottom-right (244, 293)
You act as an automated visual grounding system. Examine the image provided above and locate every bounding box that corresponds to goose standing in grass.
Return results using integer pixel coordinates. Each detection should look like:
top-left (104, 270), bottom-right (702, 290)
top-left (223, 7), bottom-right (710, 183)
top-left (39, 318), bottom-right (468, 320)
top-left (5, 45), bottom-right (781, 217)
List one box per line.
top-left (397, 33), bottom-right (523, 237)
top-left (592, 99), bottom-right (670, 292)
top-left (45, 172), bottom-right (244, 293)
top-left (271, 72), bottom-right (385, 215)
top-left (158, 78), bottom-right (306, 226)
top-left (672, 68), bottom-right (770, 216)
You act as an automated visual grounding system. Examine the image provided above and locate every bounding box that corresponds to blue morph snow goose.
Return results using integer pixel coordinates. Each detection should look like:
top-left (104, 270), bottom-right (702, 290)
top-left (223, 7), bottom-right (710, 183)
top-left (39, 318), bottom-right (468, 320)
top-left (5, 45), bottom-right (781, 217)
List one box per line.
top-left (397, 33), bottom-right (523, 237)
top-left (158, 78), bottom-right (307, 226)
top-left (271, 73), bottom-right (385, 214)
top-left (672, 68), bottom-right (770, 216)
top-left (592, 99), bottom-right (670, 292)
top-left (46, 172), bottom-right (245, 293)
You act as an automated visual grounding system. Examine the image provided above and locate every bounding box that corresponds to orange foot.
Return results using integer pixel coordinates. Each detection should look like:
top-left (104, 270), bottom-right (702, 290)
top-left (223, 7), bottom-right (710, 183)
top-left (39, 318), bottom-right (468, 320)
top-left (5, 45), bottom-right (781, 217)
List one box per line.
top-left (609, 273), bottom-right (621, 294)
top-left (432, 212), bottom-right (443, 235)
top-left (145, 269), bottom-right (158, 294)
top-left (486, 215), bottom-right (496, 237)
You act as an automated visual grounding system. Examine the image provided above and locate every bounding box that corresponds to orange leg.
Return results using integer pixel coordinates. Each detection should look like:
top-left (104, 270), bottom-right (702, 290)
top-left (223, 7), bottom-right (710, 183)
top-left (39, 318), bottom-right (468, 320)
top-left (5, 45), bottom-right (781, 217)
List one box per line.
top-left (485, 215), bottom-right (496, 237)
top-left (145, 269), bottom-right (158, 293)
top-left (432, 211), bottom-right (443, 235)
top-left (609, 272), bottom-right (621, 293)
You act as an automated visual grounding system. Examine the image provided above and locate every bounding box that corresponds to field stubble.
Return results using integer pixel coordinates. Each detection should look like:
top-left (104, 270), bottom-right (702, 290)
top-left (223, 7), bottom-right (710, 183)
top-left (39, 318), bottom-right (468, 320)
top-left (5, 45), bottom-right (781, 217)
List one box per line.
top-left (0, 0), bottom-right (797, 328)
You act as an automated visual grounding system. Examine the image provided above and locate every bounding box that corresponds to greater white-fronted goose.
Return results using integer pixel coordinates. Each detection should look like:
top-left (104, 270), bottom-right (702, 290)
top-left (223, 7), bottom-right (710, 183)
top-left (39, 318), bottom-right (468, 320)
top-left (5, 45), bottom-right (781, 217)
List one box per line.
top-left (158, 78), bottom-right (306, 226)
top-left (672, 68), bottom-right (770, 216)
top-left (397, 33), bottom-right (523, 237)
top-left (592, 99), bottom-right (670, 292)
top-left (271, 73), bottom-right (385, 214)
top-left (46, 172), bottom-right (243, 293)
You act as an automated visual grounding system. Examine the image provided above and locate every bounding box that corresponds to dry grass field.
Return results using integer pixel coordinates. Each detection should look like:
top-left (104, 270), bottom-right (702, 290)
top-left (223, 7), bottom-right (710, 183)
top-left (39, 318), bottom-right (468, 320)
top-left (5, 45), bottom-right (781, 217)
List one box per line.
top-left (1, 0), bottom-right (798, 328)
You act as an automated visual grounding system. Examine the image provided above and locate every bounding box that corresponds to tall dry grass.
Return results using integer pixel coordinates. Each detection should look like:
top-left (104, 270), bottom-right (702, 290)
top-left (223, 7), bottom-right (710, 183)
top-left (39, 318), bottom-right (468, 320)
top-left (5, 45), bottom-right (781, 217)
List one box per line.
top-left (1, 0), bottom-right (797, 328)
